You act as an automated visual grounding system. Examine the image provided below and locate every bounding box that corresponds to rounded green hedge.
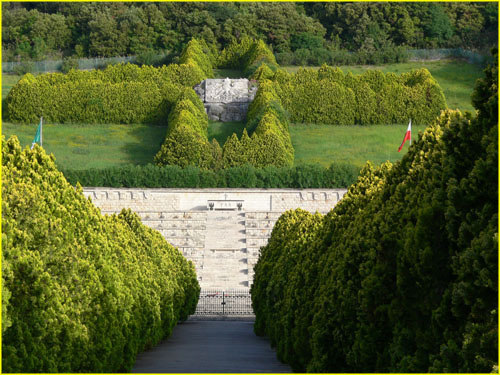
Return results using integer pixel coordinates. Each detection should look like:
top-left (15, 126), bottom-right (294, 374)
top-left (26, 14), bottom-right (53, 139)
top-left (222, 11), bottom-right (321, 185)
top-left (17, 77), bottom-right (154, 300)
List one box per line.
top-left (5, 66), bottom-right (186, 124)
top-left (271, 65), bottom-right (447, 125)
top-left (5, 38), bottom-right (213, 125)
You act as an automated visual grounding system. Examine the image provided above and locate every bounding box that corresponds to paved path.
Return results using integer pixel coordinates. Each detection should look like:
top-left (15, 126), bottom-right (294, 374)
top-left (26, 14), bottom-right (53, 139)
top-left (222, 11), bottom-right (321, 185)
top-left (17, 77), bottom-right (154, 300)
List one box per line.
top-left (132, 320), bottom-right (291, 373)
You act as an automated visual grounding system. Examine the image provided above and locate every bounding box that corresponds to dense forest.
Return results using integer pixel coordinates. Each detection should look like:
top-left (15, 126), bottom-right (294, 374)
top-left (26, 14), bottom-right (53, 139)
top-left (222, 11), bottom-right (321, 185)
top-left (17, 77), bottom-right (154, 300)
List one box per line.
top-left (2, 2), bottom-right (498, 62)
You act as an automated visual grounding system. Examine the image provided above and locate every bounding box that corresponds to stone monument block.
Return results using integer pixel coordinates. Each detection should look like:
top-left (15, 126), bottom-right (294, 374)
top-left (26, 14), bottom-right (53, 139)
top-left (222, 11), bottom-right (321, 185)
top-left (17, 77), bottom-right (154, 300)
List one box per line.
top-left (205, 78), bottom-right (251, 103)
top-left (194, 78), bottom-right (257, 122)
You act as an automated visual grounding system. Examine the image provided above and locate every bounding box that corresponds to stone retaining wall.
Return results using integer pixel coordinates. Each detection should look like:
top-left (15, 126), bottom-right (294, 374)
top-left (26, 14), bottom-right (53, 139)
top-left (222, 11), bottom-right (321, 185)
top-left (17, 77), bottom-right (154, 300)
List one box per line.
top-left (83, 188), bottom-right (348, 289)
top-left (83, 188), bottom-right (347, 213)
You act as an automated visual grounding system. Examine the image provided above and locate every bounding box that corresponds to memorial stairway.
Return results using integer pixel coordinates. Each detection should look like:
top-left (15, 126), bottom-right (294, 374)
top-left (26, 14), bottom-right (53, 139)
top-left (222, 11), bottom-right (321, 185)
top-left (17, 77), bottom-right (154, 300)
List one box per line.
top-left (85, 189), bottom-right (347, 290)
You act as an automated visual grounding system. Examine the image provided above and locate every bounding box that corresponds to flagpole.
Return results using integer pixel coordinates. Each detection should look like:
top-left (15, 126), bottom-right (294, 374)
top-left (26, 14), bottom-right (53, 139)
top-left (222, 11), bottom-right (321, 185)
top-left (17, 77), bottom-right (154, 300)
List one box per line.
top-left (409, 119), bottom-right (411, 146)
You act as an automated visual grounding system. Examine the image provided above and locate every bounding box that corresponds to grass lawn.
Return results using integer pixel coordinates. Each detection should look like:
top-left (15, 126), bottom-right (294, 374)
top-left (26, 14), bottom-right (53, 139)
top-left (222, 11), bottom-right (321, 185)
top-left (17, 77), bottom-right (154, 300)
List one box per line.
top-left (207, 120), bottom-right (424, 168)
top-left (283, 59), bottom-right (483, 112)
top-left (213, 68), bottom-right (244, 79)
top-left (2, 74), bottom-right (21, 99)
top-left (2, 122), bottom-right (167, 170)
top-left (289, 123), bottom-right (427, 168)
top-left (208, 120), bottom-right (247, 145)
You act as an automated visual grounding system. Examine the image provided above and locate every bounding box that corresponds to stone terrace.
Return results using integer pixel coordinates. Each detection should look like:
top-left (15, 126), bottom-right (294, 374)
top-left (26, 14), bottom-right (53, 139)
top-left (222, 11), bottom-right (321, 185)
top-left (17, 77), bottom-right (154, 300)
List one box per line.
top-left (83, 189), bottom-right (347, 289)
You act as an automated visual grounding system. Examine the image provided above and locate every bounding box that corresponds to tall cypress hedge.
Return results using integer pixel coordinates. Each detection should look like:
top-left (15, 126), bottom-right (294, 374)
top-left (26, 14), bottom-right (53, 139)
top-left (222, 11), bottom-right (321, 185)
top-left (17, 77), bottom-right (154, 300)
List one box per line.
top-left (271, 65), bottom-right (447, 125)
top-left (217, 37), bottom-right (278, 76)
top-left (221, 80), bottom-right (294, 168)
top-left (251, 55), bottom-right (497, 372)
top-left (154, 87), bottom-right (220, 169)
top-left (2, 136), bottom-right (200, 372)
top-left (5, 39), bottom-right (213, 125)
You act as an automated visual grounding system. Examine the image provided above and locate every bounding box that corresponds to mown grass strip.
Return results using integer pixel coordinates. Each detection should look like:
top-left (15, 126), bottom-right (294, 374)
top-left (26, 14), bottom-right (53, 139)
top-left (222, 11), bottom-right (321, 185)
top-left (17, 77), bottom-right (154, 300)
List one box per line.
top-left (2, 122), bottom-right (166, 170)
top-left (289, 123), bottom-right (428, 168)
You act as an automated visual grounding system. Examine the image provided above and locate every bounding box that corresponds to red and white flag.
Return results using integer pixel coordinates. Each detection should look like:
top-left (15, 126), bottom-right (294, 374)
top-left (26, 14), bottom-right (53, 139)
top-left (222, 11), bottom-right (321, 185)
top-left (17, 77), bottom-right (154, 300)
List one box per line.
top-left (398, 119), bottom-right (411, 152)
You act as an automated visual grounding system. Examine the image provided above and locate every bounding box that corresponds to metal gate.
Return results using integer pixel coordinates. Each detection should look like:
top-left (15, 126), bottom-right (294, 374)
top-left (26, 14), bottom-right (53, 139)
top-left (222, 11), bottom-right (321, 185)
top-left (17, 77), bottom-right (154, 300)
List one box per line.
top-left (194, 289), bottom-right (254, 316)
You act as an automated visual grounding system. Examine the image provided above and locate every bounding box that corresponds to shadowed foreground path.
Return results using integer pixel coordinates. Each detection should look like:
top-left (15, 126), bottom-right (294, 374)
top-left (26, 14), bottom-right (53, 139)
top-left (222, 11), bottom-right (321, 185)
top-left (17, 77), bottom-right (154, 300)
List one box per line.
top-left (132, 320), bottom-right (291, 373)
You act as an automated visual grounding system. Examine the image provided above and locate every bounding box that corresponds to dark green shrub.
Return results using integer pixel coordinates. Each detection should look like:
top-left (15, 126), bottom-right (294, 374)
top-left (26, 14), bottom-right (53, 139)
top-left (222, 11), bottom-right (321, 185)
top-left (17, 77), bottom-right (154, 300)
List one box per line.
top-left (61, 162), bottom-right (358, 189)
top-left (224, 164), bottom-right (258, 188)
top-left (60, 56), bottom-right (79, 73)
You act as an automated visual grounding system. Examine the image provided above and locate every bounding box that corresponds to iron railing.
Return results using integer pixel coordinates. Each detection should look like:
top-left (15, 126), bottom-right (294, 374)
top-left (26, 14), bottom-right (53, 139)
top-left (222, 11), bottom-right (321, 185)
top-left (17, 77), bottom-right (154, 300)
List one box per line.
top-left (194, 289), bottom-right (254, 316)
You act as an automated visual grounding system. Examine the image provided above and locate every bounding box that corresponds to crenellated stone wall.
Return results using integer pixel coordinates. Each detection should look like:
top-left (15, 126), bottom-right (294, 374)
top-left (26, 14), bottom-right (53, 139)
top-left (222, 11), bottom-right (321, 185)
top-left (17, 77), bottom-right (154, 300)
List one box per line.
top-left (83, 188), bottom-right (347, 213)
top-left (84, 189), bottom-right (180, 212)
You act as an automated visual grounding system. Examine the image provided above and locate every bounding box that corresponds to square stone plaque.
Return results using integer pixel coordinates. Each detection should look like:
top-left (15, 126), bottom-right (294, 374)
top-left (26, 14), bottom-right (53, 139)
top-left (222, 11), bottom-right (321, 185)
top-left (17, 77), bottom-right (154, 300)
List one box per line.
top-left (205, 79), bottom-right (250, 103)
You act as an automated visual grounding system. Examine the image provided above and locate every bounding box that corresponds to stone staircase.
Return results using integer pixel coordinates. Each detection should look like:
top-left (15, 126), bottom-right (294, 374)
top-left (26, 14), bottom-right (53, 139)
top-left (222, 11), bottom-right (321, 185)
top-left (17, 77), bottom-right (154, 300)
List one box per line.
top-left (88, 189), bottom-right (347, 294)
top-left (199, 211), bottom-right (249, 289)
top-left (100, 209), bottom-right (283, 289)
top-left (244, 212), bottom-right (281, 282)
top-left (115, 211), bottom-right (208, 280)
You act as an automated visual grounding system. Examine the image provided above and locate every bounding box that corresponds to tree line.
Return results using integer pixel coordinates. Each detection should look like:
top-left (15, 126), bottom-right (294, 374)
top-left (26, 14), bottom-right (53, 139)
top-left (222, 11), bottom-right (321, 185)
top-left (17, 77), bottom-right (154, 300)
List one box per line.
top-left (2, 2), bottom-right (497, 62)
top-left (2, 135), bottom-right (200, 372)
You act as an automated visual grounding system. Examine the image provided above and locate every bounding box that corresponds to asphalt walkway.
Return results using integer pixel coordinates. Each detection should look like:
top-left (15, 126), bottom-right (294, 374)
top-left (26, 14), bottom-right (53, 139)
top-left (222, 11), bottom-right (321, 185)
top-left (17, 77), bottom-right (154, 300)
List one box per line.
top-left (132, 320), bottom-right (291, 373)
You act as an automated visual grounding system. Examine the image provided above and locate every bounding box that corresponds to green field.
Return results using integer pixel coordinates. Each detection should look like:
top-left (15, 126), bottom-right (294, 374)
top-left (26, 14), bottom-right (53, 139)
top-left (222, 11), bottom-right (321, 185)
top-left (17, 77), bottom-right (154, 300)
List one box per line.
top-left (283, 59), bottom-right (483, 112)
top-left (1, 59), bottom-right (482, 170)
top-left (207, 120), bottom-right (246, 145)
top-left (290, 123), bottom-right (426, 167)
top-left (2, 122), bottom-right (167, 170)
top-left (2, 120), bottom-right (423, 170)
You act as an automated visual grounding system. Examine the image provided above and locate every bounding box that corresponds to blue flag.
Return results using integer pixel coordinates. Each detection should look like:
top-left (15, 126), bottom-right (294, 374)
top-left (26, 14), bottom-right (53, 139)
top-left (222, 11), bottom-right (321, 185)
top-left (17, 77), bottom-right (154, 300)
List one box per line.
top-left (31, 117), bottom-right (43, 149)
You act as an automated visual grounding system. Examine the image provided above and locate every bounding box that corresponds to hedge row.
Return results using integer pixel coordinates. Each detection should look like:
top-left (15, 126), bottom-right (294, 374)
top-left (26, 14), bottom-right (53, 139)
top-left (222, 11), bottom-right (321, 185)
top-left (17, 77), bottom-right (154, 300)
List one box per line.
top-left (5, 39), bottom-right (213, 124)
top-left (6, 72), bottom-right (181, 124)
top-left (270, 65), bottom-right (447, 125)
top-left (61, 162), bottom-right (359, 189)
top-left (179, 38), bottom-right (216, 78)
top-left (217, 37), bottom-right (278, 76)
top-left (251, 57), bottom-right (497, 372)
top-left (153, 38), bottom-right (225, 169)
top-left (2, 136), bottom-right (200, 373)
top-left (215, 39), bottom-right (292, 169)
top-left (221, 80), bottom-right (294, 168)
top-left (154, 88), bottom-right (220, 169)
